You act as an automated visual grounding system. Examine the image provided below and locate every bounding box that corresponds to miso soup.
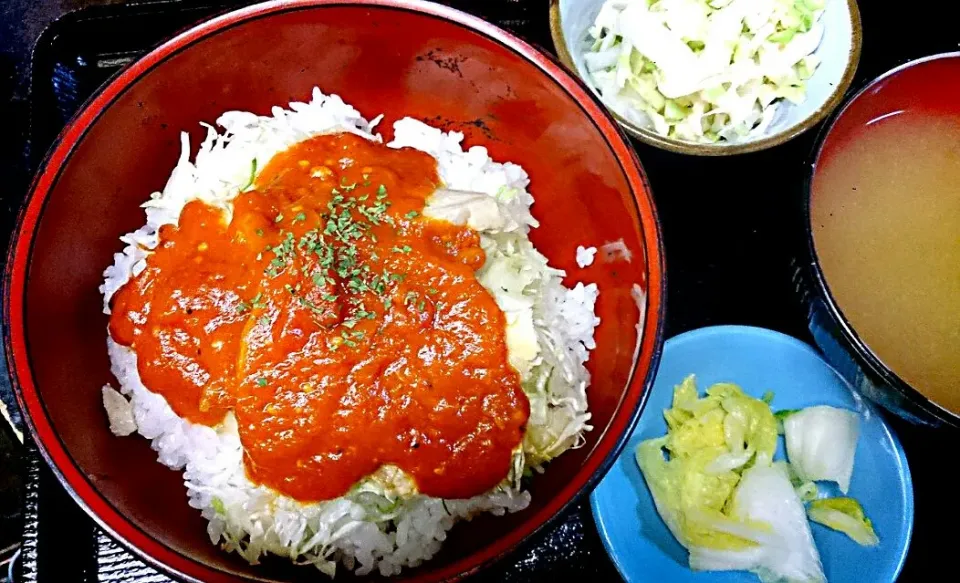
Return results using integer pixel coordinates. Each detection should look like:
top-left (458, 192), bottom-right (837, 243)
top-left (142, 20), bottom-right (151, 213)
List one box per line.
top-left (812, 111), bottom-right (960, 414)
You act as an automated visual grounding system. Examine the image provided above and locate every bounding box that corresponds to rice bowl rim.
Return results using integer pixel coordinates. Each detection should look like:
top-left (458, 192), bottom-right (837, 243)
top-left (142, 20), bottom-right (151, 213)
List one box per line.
top-left (3, 1), bottom-right (666, 581)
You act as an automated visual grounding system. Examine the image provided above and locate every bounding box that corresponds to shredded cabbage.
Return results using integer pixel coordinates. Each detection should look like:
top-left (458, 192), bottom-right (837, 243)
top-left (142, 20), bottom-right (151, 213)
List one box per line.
top-left (424, 188), bottom-right (533, 233)
top-left (427, 189), bottom-right (596, 474)
top-left (583, 0), bottom-right (826, 142)
top-left (478, 231), bottom-right (595, 469)
top-left (807, 497), bottom-right (879, 547)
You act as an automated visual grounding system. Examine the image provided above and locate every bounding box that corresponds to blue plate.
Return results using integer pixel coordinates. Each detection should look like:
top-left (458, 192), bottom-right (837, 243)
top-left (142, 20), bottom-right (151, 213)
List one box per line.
top-left (591, 325), bottom-right (913, 583)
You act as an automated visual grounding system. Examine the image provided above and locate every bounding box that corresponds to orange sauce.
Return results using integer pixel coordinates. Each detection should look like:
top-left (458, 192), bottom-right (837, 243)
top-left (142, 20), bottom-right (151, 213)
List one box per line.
top-left (109, 133), bottom-right (529, 500)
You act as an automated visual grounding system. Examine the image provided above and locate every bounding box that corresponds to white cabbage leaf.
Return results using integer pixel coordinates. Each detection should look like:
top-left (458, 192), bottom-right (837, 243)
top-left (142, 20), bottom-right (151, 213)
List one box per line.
top-left (783, 405), bottom-right (860, 494)
top-left (807, 497), bottom-right (879, 547)
top-left (690, 463), bottom-right (825, 583)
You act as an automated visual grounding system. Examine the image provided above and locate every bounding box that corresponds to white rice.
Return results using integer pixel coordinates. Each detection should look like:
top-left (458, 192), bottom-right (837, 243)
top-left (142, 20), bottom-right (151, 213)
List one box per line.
top-left (576, 245), bottom-right (597, 268)
top-left (100, 89), bottom-right (600, 577)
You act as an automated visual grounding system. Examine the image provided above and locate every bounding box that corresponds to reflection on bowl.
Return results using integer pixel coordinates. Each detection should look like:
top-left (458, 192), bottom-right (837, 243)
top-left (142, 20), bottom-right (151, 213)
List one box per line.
top-left (549, 0), bottom-right (863, 155)
top-left (803, 52), bottom-right (960, 428)
top-left (3, 1), bottom-right (665, 581)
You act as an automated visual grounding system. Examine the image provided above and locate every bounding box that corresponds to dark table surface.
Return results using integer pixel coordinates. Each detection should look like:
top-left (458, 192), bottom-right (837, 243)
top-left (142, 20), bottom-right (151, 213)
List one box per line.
top-left (1, 0), bottom-right (959, 582)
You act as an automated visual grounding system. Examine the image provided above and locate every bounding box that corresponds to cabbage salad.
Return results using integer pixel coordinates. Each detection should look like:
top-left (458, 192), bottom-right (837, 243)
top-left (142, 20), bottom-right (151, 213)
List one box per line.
top-left (583, 0), bottom-right (826, 142)
top-left (637, 376), bottom-right (877, 582)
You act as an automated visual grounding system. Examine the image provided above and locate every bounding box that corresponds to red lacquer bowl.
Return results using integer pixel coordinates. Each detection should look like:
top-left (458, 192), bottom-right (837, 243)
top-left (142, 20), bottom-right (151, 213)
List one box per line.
top-left (4, 1), bottom-right (664, 581)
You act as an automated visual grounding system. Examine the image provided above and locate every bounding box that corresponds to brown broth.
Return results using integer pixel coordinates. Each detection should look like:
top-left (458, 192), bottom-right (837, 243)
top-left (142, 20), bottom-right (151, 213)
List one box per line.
top-left (812, 111), bottom-right (960, 414)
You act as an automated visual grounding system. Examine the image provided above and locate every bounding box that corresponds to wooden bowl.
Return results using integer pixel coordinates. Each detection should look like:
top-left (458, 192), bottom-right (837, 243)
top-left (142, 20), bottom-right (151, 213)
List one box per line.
top-left (4, 1), bottom-right (664, 581)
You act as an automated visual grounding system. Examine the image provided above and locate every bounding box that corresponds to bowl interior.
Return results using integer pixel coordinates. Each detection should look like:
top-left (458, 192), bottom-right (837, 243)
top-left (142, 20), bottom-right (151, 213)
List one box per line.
top-left (554, 0), bottom-right (859, 154)
top-left (9, 2), bottom-right (662, 581)
top-left (809, 53), bottom-right (960, 425)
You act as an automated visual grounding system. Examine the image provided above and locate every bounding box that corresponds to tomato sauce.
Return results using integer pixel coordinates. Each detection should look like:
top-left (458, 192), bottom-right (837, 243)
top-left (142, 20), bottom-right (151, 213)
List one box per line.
top-left (109, 133), bottom-right (529, 500)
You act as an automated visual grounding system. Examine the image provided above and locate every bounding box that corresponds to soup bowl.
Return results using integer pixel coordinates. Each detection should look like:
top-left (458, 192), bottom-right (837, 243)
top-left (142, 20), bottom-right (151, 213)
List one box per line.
top-left (3, 0), bottom-right (665, 581)
top-left (800, 53), bottom-right (960, 429)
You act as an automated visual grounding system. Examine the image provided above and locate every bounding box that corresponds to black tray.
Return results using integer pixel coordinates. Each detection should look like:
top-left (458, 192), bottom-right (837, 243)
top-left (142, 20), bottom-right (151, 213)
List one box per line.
top-left (11, 0), bottom-right (960, 581)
